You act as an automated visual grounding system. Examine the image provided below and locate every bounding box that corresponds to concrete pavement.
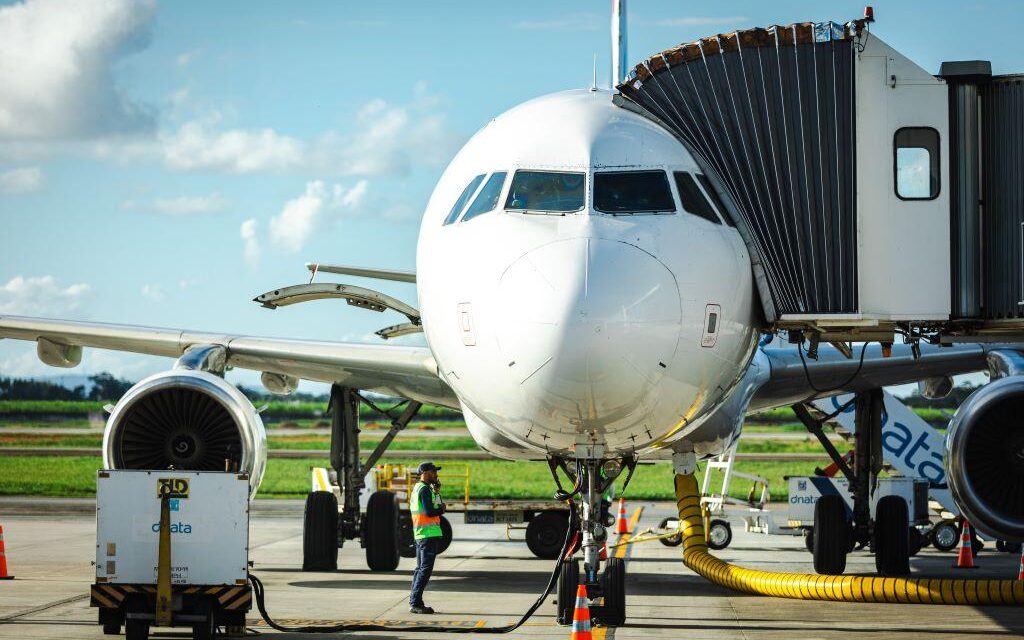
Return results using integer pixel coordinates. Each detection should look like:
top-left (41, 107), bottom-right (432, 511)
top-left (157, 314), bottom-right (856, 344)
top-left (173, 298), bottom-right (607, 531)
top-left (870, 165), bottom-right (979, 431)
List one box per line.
top-left (1, 501), bottom-right (1023, 639)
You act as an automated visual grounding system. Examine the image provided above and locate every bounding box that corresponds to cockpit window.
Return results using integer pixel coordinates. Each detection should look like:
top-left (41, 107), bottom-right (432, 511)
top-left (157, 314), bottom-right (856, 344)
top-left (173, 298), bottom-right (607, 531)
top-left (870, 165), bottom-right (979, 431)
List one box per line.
top-left (505, 170), bottom-right (585, 213)
top-left (674, 172), bottom-right (721, 224)
top-left (695, 173), bottom-right (735, 228)
top-left (461, 172), bottom-right (507, 222)
top-left (594, 170), bottom-right (675, 214)
top-left (443, 174), bottom-right (485, 225)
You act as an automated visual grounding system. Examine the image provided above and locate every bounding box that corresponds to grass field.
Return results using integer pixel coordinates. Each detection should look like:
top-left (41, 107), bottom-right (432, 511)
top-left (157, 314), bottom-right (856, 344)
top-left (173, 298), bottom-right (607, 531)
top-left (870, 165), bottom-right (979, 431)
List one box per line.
top-left (0, 454), bottom-right (817, 501)
top-left (0, 431), bottom-right (832, 454)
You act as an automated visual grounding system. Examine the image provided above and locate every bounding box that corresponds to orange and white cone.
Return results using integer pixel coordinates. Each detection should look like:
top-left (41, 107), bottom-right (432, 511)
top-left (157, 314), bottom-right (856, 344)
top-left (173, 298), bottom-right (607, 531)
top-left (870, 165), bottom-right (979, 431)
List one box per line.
top-left (569, 583), bottom-right (592, 640)
top-left (0, 525), bottom-right (13, 579)
top-left (1017, 548), bottom-right (1024, 581)
top-left (615, 498), bottom-right (629, 535)
top-left (953, 519), bottom-right (977, 569)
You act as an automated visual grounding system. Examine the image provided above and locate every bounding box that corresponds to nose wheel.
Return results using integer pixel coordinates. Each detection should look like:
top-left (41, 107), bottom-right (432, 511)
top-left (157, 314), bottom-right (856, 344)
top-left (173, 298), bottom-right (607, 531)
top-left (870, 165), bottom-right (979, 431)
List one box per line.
top-left (549, 455), bottom-right (635, 627)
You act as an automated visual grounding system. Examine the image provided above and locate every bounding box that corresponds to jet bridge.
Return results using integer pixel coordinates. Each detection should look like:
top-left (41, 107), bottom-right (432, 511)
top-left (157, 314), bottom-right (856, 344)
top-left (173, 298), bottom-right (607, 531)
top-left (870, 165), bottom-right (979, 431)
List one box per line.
top-left (616, 14), bottom-right (1024, 344)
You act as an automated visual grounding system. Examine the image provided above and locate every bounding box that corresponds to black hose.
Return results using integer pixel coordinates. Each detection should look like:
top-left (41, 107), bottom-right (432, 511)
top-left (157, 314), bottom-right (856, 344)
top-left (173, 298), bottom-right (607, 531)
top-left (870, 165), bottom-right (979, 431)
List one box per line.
top-left (249, 500), bottom-right (579, 634)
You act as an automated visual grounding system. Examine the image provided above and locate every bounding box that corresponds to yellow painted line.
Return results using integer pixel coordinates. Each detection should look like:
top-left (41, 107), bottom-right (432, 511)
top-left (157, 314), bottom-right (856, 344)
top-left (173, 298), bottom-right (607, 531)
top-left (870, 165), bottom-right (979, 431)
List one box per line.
top-left (613, 506), bottom-right (644, 559)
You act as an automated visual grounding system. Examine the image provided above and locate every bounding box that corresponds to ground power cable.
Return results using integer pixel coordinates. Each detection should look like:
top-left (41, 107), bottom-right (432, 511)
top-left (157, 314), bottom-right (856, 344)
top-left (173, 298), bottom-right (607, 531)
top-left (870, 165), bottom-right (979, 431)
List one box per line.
top-left (249, 500), bottom-right (580, 634)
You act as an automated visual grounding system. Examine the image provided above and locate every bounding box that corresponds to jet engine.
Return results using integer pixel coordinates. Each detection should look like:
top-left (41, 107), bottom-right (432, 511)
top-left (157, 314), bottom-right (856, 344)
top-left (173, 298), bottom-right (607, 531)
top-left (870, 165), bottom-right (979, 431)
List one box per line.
top-left (102, 369), bottom-right (267, 497)
top-left (946, 375), bottom-right (1024, 542)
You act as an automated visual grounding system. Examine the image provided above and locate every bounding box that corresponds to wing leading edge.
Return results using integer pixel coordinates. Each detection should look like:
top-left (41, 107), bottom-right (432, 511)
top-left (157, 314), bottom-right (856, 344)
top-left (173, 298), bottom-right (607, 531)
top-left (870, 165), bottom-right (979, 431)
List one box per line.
top-left (0, 315), bottom-right (457, 408)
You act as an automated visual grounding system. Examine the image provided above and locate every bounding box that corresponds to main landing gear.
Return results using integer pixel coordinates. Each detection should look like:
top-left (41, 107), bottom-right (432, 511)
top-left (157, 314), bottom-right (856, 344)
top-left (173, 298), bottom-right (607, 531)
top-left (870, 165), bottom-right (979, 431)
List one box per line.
top-left (303, 384), bottom-right (423, 572)
top-left (794, 389), bottom-right (912, 576)
top-left (551, 455), bottom-right (636, 627)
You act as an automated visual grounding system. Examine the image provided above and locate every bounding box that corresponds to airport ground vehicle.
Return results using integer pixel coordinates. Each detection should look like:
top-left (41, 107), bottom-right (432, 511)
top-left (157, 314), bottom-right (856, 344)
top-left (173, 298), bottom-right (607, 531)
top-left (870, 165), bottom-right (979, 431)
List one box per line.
top-left (91, 471), bottom-right (250, 640)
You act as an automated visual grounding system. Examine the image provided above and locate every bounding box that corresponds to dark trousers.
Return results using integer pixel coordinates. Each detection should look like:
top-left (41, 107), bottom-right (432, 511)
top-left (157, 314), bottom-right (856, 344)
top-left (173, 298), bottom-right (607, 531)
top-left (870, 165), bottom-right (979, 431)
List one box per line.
top-left (409, 537), bottom-right (440, 606)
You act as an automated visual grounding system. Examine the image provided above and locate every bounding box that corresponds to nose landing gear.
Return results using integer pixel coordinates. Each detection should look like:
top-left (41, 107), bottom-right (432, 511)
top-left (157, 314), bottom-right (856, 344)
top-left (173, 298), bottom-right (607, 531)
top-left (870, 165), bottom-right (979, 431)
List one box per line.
top-left (549, 454), bottom-right (635, 627)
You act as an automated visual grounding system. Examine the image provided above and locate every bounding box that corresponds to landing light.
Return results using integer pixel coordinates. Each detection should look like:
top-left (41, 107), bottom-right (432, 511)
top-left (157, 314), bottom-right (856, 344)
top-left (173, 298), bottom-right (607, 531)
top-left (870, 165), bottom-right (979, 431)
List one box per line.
top-left (602, 458), bottom-right (623, 479)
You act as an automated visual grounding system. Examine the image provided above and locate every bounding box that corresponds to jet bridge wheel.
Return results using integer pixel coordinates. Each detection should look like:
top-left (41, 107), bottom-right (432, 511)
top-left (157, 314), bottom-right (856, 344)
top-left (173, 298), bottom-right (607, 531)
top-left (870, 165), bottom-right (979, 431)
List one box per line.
top-left (302, 491), bottom-right (339, 571)
top-left (555, 559), bottom-right (580, 626)
top-left (874, 496), bottom-right (910, 576)
top-left (812, 495), bottom-right (850, 574)
top-left (364, 490), bottom-right (401, 571)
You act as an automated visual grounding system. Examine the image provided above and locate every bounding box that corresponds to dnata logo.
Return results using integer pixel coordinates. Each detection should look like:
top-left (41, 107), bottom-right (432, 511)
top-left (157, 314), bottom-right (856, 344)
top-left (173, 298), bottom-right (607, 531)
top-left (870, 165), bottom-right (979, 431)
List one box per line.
top-left (789, 496), bottom-right (817, 504)
top-left (151, 522), bottom-right (193, 534)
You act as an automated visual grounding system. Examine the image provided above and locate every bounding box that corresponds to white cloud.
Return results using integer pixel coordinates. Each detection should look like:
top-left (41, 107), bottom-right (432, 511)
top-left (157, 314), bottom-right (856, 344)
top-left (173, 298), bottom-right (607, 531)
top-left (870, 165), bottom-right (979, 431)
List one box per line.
top-left (514, 14), bottom-right (601, 31)
top-left (140, 283), bottom-right (164, 302)
top-left (269, 181), bottom-right (329, 253)
top-left (240, 218), bottom-right (261, 268)
top-left (268, 179), bottom-right (369, 253)
top-left (652, 16), bottom-right (748, 27)
top-left (0, 275), bottom-right (91, 316)
top-left (176, 50), bottom-right (199, 68)
top-left (151, 193), bottom-right (229, 216)
top-left (159, 90), bottom-right (459, 177)
top-left (0, 165), bottom-right (42, 193)
top-left (0, 0), bottom-right (156, 139)
top-left (161, 119), bottom-right (305, 173)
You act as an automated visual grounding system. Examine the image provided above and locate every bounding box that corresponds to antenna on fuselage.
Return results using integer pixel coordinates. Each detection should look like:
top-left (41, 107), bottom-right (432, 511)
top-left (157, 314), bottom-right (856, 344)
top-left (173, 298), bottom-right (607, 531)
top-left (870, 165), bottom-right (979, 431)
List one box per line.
top-left (611, 0), bottom-right (627, 86)
top-left (591, 53), bottom-right (598, 91)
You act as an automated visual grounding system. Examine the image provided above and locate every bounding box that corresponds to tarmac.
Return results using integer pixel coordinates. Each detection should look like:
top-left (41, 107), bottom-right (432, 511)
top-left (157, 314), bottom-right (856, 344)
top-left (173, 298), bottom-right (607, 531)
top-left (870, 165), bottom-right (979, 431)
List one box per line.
top-left (2, 499), bottom-right (1023, 639)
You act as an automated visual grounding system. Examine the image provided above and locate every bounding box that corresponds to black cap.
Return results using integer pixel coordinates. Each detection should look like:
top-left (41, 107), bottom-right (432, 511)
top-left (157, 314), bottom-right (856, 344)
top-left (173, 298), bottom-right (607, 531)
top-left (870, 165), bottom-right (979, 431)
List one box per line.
top-left (417, 461), bottom-right (441, 474)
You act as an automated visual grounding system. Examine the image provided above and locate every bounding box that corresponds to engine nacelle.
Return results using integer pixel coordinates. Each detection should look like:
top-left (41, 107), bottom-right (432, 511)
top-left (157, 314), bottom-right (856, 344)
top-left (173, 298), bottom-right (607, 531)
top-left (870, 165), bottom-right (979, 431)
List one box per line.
top-left (102, 369), bottom-right (267, 497)
top-left (946, 376), bottom-right (1024, 542)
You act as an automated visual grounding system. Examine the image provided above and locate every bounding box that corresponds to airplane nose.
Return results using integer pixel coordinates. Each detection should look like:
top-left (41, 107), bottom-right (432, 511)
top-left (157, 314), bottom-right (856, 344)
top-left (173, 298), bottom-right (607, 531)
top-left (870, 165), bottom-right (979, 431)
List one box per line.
top-left (496, 237), bottom-right (681, 431)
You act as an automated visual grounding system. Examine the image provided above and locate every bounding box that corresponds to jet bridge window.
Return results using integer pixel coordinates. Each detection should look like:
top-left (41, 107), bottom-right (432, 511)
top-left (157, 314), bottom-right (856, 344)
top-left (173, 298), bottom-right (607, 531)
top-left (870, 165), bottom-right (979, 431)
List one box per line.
top-left (894, 127), bottom-right (940, 200)
top-left (593, 170), bottom-right (675, 214)
top-left (461, 172), bottom-right (507, 222)
top-left (505, 170), bottom-right (585, 213)
top-left (443, 174), bottom-right (485, 225)
top-left (673, 172), bottom-right (722, 225)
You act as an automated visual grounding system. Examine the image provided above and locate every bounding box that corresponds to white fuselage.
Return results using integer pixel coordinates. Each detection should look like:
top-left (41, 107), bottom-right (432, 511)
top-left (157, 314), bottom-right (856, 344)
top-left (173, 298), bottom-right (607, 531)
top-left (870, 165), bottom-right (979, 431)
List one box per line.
top-left (416, 90), bottom-right (759, 458)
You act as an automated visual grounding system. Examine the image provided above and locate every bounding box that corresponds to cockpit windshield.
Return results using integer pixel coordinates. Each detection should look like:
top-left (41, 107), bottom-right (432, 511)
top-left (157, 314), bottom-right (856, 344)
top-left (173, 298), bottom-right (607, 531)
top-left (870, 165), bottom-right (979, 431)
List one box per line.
top-left (505, 170), bottom-right (585, 213)
top-left (594, 170), bottom-right (675, 214)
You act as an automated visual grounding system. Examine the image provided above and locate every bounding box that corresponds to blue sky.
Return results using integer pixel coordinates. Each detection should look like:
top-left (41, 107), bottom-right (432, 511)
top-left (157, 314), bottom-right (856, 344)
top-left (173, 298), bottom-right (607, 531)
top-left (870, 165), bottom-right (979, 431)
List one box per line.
top-left (0, 0), bottom-right (1018, 392)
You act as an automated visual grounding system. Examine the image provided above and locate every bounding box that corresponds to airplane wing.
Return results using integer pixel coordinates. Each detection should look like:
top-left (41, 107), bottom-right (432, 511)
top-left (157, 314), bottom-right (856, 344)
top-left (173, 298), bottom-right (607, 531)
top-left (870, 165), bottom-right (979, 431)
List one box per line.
top-left (749, 341), bottom-right (994, 412)
top-left (0, 315), bottom-right (458, 408)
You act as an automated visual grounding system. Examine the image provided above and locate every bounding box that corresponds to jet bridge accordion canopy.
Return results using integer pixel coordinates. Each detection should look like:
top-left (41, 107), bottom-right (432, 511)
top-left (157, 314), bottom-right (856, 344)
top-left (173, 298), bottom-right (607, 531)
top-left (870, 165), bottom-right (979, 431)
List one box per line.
top-left (616, 20), bottom-right (869, 320)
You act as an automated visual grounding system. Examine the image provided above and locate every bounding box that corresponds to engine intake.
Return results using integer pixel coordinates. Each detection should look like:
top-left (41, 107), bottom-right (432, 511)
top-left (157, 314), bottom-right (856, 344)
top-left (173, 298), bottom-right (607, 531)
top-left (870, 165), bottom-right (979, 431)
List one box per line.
top-left (946, 376), bottom-right (1024, 542)
top-left (103, 370), bottom-right (267, 497)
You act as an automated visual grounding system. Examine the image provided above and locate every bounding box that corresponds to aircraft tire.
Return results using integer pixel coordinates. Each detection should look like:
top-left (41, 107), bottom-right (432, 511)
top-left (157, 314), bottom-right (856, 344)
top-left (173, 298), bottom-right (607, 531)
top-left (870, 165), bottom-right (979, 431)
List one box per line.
top-left (365, 490), bottom-right (400, 572)
top-left (302, 491), bottom-right (338, 571)
top-left (812, 494), bottom-right (849, 575)
top-left (874, 495), bottom-right (910, 576)
top-left (594, 557), bottom-right (626, 627)
top-left (555, 559), bottom-right (579, 626)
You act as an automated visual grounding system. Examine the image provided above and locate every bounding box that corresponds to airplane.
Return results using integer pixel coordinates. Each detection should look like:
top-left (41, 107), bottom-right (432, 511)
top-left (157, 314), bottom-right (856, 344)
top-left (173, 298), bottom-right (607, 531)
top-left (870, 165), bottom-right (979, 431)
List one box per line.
top-left (2, 1), bottom-right (1022, 627)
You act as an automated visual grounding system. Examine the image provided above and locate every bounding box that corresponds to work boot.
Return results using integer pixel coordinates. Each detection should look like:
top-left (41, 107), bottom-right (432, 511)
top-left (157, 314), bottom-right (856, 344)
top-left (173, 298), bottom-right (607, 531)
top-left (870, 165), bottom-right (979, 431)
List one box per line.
top-left (409, 604), bottom-right (435, 615)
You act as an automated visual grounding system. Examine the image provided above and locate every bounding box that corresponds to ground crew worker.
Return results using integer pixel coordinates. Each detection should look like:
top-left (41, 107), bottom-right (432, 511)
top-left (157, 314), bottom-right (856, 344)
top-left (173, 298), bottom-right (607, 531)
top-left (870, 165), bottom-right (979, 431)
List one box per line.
top-left (409, 461), bottom-right (445, 614)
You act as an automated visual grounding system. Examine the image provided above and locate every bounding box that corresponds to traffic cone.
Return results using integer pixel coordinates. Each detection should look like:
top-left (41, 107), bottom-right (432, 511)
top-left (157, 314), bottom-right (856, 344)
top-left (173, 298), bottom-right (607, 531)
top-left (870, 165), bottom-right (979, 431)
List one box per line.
top-left (0, 525), bottom-right (13, 579)
top-left (953, 519), bottom-right (977, 569)
top-left (615, 498), bottom-right (629, 535)
top-left (1017, 548), bottom-right (1024, 581)
top-left (599, 542), bottom-right (608, 561)
top-left (570, 584), bottom-right (592, 640)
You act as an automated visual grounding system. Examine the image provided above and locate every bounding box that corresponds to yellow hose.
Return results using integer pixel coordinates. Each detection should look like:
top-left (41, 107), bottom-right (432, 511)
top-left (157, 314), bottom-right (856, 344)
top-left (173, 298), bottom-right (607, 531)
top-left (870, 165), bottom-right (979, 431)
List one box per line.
top-left (675, 474), bottom-right (1024, 605)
